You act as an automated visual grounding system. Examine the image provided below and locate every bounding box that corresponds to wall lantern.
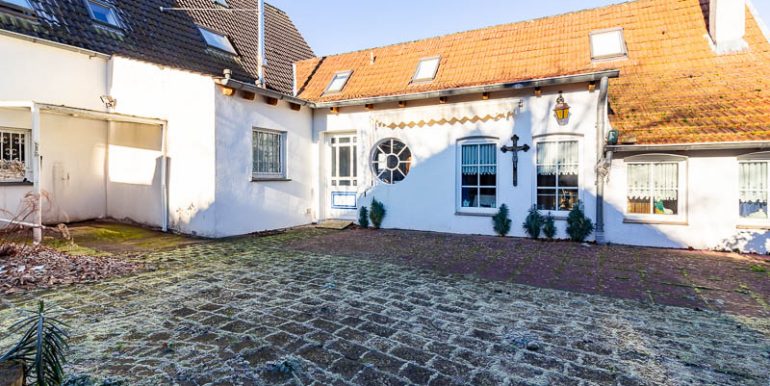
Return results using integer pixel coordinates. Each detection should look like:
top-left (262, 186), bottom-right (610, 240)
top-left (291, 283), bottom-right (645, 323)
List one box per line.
top-left (553, 91), bottom-right (570, 126)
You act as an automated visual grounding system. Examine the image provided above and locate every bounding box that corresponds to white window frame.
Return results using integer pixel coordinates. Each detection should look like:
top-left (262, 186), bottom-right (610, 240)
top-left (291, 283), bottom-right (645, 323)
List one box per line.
top-left (456, 137), bottom-right (499, 216)
top-left (533, 136), bottom-right (582, 216)
top-left (329, 134), bottom-right (358, 187)
top-left (623, 154), bottom-right (688, 224)
top-left (370, 137), bottom-right (412, 185)
top-left (198, 26), bottom-right (237, 55)
top-left (412, 56), bottom-right (441, 83)
top-left (737, 152), bottom-right (770, 227)
top-left (323, 71), bottom-right (352, 95)
top-left (85, 0), bottom-right (123, 29)
top-left (590, 27), bottom-right (628, 61)
top-left (0, 127), bottom-right (31, 183)
top-left (252, 128), bottom-right (287, 181)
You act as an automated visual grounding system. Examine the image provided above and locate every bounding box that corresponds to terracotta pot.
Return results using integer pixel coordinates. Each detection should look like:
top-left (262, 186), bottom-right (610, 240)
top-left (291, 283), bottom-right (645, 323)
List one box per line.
top-left (0, 362), bottom-right (24, 386)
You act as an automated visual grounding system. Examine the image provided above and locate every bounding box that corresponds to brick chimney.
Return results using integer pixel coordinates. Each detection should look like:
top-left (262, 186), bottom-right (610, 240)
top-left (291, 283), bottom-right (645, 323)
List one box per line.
top-left (709, 0), bottom-right (748, 53)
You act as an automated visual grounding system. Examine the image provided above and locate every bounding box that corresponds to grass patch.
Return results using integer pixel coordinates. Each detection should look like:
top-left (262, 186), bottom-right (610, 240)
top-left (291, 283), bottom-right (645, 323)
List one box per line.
top-left (749, 265), bottom-right (767, 274)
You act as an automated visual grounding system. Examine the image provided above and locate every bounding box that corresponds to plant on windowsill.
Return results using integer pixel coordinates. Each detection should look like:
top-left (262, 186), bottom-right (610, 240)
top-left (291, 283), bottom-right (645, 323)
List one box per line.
top-left (358, 206), bottom-right (369, 229)
top-left (0, 301), bottom-right (69, 386)
top-left (492, 204), bottom-right (512, 237)
top-left (566, 200), bottom-right (594, 242)
top-left (543, 212), bottom-right (557, 240)
top-left (369, 198), bottom-right (386, 229)
top-left (522, 205), bottom-right (544, 239)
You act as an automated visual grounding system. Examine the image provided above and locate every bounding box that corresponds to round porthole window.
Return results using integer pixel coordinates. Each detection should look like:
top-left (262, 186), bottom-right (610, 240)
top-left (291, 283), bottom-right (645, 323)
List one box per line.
top-left (371, 138), bottom-right (412, 184)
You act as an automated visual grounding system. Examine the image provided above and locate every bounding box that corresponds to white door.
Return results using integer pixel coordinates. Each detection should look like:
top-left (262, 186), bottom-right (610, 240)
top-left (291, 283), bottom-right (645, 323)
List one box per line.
top-left (325, 133), bottom-right (359, 219)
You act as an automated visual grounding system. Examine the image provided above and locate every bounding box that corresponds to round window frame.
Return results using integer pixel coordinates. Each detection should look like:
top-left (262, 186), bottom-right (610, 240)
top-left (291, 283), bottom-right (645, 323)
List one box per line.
top-left (370, 138), bottom-right (412, 185)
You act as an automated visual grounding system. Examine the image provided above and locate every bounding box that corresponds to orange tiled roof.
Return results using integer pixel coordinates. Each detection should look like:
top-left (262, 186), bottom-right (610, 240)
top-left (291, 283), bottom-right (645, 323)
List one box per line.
top-left (294, 0), bottom-right (770, 145)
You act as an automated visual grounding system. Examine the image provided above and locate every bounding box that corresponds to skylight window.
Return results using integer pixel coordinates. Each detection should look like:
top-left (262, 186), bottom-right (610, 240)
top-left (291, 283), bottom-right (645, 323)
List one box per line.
top-left (412, 56), bottom-right (441, 82)
top-left (1, 0), bottom-right (33, 11)
top-left (590, 28), bottom-right (627, 60)
top-left (213, 0), bottom-right (228, 7)
top-left (86, 0), bottom-right (122, 28)
top-left (324, 71), bottom-right (352, 94)
top-left (198, 27), bottom-right (237, 55)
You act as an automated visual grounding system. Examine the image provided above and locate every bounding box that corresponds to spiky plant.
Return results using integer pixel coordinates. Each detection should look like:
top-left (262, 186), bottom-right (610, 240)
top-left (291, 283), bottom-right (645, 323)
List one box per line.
top-left (492, 204), bottom-right (512, 237)
top-left (522, 205), bottom-right (544, 239)
top-left (369, 198), bottom-right (386, 229)
top-left (358, 206), bottom-right (369, 229)
top-left (542, 212), bottom-right (557, 240)
top-left (0, 301), bottom-right (69, 386)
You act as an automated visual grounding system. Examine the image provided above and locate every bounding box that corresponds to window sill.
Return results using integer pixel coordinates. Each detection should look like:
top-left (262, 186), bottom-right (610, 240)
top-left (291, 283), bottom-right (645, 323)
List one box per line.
top-left (736, 223), bottom-right (770, 230)
top-left (623, 217), bottom-right (688, 226)
top-left (251, 177), bottom-right (291, 182)
top-left (0, 181), bottom-right (32, 187)
top-left (455, 210), bottom-right (496, 217)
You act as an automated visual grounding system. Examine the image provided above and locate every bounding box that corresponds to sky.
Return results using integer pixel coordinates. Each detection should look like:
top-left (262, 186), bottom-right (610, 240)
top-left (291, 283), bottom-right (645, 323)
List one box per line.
top-left (268, 0), bottom-right (770, 57)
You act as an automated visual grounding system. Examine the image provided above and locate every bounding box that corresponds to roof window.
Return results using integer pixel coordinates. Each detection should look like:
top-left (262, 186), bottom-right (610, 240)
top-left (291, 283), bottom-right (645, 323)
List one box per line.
top-left (213, 0), bottom-right (228, 7)
top-left (324, 71), bottom-right (352, 94)
top-left (412, 56), bottom-right (440, 82)
top-left (198, 26), bottom-right (237, 55)
top-left (86, 0), bottom-right (122, 28)
top-left (1, 0), bottom-right (33, 11)
top-left (590, 28), bottom-right (627, 60)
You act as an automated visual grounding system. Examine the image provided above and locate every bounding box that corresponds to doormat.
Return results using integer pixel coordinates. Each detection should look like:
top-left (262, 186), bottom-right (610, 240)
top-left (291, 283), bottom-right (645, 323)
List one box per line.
top-left (317, 220), bottom-right (354, 230)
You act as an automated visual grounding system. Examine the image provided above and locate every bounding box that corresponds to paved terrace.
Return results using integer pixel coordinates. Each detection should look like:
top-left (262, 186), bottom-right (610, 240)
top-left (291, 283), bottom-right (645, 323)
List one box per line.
top-left (0, 228), bottom-right (768, 385)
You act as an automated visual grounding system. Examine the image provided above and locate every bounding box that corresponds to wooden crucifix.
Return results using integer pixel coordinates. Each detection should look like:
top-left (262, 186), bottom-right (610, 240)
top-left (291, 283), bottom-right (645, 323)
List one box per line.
top-left (500, 135), bottom-right (530, 187)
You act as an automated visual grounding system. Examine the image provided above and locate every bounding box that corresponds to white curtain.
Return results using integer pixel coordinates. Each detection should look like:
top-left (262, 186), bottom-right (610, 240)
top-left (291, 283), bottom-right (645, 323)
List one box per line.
top-left (537, 141), bottom-right (578, 175)
top-left (739, 162), bottom-right (768, 202)
top-left (253, 131), bottom-right (281, 174)
top-left (627, 162), bottom-right (678, 200)
top-left (462, 144), bottom-right (496, 175)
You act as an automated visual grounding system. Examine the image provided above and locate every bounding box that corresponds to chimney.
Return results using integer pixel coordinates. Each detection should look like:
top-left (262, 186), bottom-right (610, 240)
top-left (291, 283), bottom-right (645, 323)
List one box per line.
top-left (709, 0), bottom-right (748, 54)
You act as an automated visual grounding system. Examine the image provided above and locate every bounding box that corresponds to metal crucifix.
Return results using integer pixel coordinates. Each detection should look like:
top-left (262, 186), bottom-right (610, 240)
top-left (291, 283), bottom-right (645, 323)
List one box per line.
top-left (500, 135), bottom-right (530, 187)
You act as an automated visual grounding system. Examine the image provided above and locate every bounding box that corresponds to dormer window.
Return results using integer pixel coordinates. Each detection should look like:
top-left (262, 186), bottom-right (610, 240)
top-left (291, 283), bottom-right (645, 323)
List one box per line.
top-left (412, 56), bottom-right (440, 83)
top-left (590, 28), bottom-right (627, 61)
top-left (213, 0), bottom-right (228, 7)
top-left (198, 26), bottom-right (237, 55)
top-left (86, 0), bottom-right (122, 28)
top-left (1, 0), bottom-right (33, 12)
top-left (324, 71), bottom-right (352, 94)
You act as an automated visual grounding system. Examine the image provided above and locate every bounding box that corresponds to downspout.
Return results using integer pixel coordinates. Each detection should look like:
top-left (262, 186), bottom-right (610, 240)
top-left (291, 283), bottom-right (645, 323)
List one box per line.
top-left (257, 0), bottom-right (265, 88)
top-left (31, 103), bottom-right (42, 244)
top-left (160, 122), bottom-right (169, 231)
top-left (595, 76), bottom-right (610, 244)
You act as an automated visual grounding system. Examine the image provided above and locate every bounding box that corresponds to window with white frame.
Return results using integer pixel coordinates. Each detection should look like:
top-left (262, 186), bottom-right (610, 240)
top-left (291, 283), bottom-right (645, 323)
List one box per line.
top-left (590, 28), bottom-right (627, 60)
top-left (412, 56), bottom-right (440, 83)
top-left (371, 138), bottom-right (411, 184)
top-left (330, 134), bottom-right (357, 186)
top-left (0, 128), bottom-right (28, 182)
top-left (459, 142), bottom-right (497, 209)
top-left (252, 129), bottom-right (286, 179)
top-left (198, 26), bottom-right (237, 54)
top-left (626, 159), bottom-right (683, 216)
top-left (536, 141), bottom-right (579, 211)
top-left (86, 0), bottom-right (122, 28)
top-left (739, 160), bottom-right (769, 219)
top-left (324, 71), bottom-right (352, 94)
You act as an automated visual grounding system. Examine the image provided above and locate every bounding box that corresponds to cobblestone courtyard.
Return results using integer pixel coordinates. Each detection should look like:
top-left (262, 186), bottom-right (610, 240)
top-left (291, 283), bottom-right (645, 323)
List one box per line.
top-left (1, 228), bottom-right (769, 385)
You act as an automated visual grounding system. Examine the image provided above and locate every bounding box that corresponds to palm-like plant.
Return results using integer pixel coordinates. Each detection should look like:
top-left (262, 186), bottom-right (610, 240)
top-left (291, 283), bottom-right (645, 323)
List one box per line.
top-left (0, 301), bottom-right (69, 386)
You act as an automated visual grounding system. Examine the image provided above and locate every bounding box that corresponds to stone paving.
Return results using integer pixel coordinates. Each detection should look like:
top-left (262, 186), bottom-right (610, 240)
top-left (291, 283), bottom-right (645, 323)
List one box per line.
top-left (1, 228), bottom-right (769, 385)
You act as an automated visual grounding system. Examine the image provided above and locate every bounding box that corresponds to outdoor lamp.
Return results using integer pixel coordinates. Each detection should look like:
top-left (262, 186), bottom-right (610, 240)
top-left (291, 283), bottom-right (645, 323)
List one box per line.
top-left (553, 92), bottom-right (570, 126)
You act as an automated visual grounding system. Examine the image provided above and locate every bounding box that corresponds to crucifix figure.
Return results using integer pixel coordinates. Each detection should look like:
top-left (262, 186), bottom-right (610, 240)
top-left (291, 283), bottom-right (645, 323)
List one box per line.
top-left (500, 135), bottom-right (530, 186)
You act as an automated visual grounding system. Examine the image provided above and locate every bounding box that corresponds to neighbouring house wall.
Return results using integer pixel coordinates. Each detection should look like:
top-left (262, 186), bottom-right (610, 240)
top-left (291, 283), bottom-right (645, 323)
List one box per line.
top-left (213, 92), bottom-right (315, 237)
top-left (605, 150), bottom-right (770, 253)
top-left (109, 56), bottom-right (217, 236)
top-left (313, 85), bottom-right (600, 239)
top-left (0, 34), bottom-right (107, 109)
top-left (106, 122), bottom-right (164, 226)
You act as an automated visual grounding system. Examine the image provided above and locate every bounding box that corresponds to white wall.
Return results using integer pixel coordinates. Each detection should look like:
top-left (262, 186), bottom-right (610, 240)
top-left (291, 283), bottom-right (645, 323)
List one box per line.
top-left (109, 56), bottom-right (217, 236)
top-left (314, 85), bottom-right (601, 238)
top-left (605, 151), bottom-right (770, 253)
top-left (0, 34), bottom-right (107, 109)
top-left (213, 93), bottom-right (315, 237)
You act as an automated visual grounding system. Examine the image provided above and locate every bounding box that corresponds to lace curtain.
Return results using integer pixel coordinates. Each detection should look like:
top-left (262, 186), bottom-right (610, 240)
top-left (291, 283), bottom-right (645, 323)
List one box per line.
top-left (536, 141), bottom-right (578, 176)
top-left (627, 163), bottom-right (678, 200)
top-left (739, 161), bottom-right (768, 202)
top-left (462, 144), bottom-right (496, 175)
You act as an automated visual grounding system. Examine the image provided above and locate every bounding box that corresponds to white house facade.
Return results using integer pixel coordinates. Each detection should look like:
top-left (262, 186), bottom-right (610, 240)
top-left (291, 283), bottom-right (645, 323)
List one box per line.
top-left (2, 0), bottom-right (770, 253)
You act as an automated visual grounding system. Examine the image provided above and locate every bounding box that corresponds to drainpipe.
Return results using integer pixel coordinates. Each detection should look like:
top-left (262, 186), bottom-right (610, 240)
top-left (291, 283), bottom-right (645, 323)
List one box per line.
top-left (31, 103), bottom-right (42, 244)
top-left (257, 0), bottom-right (265, 88)
top-left (595, 76), bottom-right (610, 244)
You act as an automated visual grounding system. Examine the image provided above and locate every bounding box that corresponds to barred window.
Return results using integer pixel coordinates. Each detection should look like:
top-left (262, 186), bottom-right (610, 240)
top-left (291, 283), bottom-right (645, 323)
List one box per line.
top-left (0, 129), bottom-right (28, 182)
top-left (252, 129), bottom-right (286, 179)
